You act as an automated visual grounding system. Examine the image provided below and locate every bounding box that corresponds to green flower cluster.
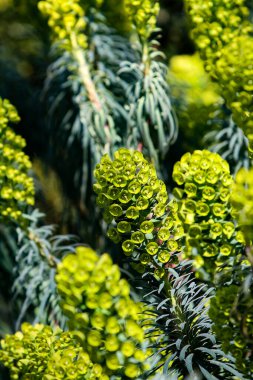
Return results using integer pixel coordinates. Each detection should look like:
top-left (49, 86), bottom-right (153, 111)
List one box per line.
top-left (56, 246), bottom-right (151, 379)
top-left (94, 148), bottom-right (183, 276)
top-left (172, 149), bottom-right (244, 279)
top-left (124, 0), bottom-right (159, 39)
top-left (215, 35), bottom-right (253, 156)
top-left (0, 323), bottom-right (108, 379)
top-left (185, 0), bottom-right (253, 156)
top-left (38, 0), bottom-right (87, 49)
top-left (209, 285), bottom-right (253, 376)
top-left (231, 167), bottom-right (253, 244)
top-left (0, 98), bottom-right (34, 223)
top-left (185, 0), bottom-right (251, 69)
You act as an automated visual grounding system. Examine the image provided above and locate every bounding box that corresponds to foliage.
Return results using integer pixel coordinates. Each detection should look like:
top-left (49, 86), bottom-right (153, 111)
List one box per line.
top-left (13, 209), bottom-right (75, 328)
top-left (119, 48), bottom-right (178, 171)
top-left (39, 0), bottom-right (131, 202)
top-left (38, 0), bottom-right (177, 206)
top-left (142, 267), bottom-right (239, 379)
top-left (204, 106), bottom-right (250, 175)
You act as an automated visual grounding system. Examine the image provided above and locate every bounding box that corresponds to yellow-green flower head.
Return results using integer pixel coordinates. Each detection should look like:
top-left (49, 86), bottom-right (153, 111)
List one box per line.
top-left (0, 98), bottom-right (34, 224)
top-left (38, 0), bottom-right (87, 49)
top-left (172, 150), bottom-right (243, 279)
top-left (209, 285), bottom-right (253, 377)
top-left (185, 0), bottom-right (253, 156)
top-left (55, 246), bottom-right (150, 377)
top-left (124, 0), bottom-right (159, 39)
top-left (94, 148), bottom-right (183, 274)
top-left (185, 0), bottom-right (251, 70)
top-left (231, 167), bottom-right (253, 244)
top-left (215, 35), bottom-right (253, 156)
top-left (0, 323), bottom-right (107, 379)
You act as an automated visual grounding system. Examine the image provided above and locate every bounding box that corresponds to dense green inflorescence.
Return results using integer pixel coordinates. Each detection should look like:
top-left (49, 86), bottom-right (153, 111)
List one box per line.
top-left (124, 0), bottom-right (159, 39)
top-left (172, 149), bottom-right (244, 280)
top-left (209, 284), bottom-right (253, 377)
top-left (215, 35), bottom-right (253, 155)
top-left (231, 167), bottom-right (253, 244)
top-left (185, 0), bottom-right (253, 157)
top-left (55, 246), bottom-right (151, 379)
top-left (0, 323), bottom-right (108, 379)
top-left (94, 148), bottom-right (183, 277)
top-left (38, 0), bottom-right (87, 49)
top-left (0, 98), bottom-right (34, 224)
top-left (185, 0), bottom-right (251, 68)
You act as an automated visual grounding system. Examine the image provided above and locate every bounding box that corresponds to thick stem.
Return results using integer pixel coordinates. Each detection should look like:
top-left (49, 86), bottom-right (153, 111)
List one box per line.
top-left (70, 32), bottom-right (102, 111)
top-left (142, 41), bottom-right (150, 76)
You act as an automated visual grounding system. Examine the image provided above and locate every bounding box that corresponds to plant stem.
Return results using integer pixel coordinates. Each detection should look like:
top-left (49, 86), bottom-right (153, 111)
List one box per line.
top-left (70, 32), bottom-right (102, 111)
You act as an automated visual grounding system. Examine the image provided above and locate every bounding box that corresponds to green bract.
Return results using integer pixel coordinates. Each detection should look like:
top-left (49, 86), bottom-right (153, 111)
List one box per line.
top-left (94, 148), bottom-right (183, 275)
top-left (0, 323), bottom-right (107, 379)
top-left (55, 246), bottom-right (151, 378)
top-left (172, 149), bottom-right (243, 280)
top-left (0, 98), bottom-right (34, 223)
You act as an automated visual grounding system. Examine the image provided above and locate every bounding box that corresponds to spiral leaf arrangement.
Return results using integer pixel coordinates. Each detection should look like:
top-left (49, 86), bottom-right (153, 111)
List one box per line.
top-left (204, 105), bottom-right (249, 175)
top-left (142, 268), bottom-right (240, 379)
top-left (94, 148), bottom-right (183, 277)
top-left (185, 0), bottom-right (253, 157)
top-left (172, 149), bottom-right (244, 280)
top-left (0, 98), bottom-right (34, 224)
top-left (0, 323), bottom-right (108, 379)
top-left (39, 0), bottom-right (177, 202)
top-left (56, 246), bottom-right (151, 379)
top-left (120, 0), bottom-right (178, 170)
top-left (38, 0), bottom-right (130, 202)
